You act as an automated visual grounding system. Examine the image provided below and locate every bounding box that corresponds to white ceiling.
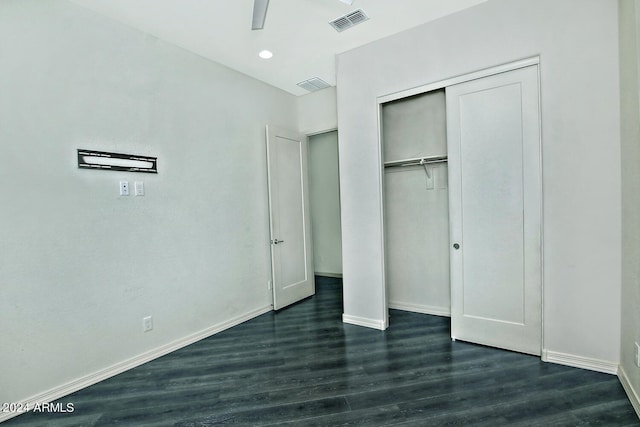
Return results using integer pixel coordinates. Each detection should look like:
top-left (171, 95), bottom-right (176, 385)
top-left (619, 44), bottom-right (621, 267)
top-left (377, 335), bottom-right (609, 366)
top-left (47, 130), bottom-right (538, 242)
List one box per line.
top-left (68, 0), bottom-right (487, 96)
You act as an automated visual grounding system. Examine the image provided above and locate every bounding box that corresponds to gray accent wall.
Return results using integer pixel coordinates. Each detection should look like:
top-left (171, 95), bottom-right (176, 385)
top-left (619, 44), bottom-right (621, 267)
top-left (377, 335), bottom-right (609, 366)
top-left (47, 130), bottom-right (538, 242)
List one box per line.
top-left (0, 0), bottom-right (297, 406)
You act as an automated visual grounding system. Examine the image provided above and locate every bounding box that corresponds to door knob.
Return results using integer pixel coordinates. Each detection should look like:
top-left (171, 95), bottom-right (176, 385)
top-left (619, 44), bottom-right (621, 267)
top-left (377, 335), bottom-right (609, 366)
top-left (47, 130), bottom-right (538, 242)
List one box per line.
top-left (272, 239), bottom-right (285, 245)
top-left (453, 243), bottom-right (460, 250)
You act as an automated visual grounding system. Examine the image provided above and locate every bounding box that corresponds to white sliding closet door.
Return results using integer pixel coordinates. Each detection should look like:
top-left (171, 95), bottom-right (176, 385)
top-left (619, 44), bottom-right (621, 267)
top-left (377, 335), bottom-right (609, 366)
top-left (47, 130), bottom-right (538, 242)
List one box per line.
top-left (446, 65), bottom-right (542, 355)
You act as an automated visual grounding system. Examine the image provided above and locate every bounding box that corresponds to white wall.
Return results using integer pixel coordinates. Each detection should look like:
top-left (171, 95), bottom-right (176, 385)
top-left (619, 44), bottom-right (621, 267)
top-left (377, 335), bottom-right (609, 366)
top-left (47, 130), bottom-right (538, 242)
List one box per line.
top-left (0, 0), bottom-right (297, 408)
top-left (297, 87), bottom-right (338, 135)
top-left (337, 0), bottom-right (622, 365)
top-left (620, 0), bottom-right (640, 413)
top-left (309, 131), bottom-right (343, 276)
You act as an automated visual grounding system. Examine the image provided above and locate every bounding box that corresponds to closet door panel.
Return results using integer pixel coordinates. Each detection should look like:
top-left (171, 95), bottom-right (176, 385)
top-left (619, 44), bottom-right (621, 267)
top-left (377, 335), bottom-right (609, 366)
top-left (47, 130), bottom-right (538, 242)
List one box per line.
top-left (447, 65), bottom-right (542, 355)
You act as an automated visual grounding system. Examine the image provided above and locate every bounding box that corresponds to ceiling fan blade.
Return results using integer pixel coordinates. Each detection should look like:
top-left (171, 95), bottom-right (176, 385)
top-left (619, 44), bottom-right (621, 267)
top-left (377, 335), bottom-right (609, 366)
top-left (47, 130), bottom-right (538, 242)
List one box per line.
top-left (252, 0), bottom-right (270, 30)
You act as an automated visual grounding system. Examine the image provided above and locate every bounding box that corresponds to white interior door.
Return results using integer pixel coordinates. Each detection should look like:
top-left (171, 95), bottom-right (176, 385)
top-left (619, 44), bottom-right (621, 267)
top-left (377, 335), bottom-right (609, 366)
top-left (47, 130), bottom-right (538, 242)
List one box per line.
top-left (266, 126), bottom-right (315, 310)
top-left (446, 65), bottom-right (542, 355)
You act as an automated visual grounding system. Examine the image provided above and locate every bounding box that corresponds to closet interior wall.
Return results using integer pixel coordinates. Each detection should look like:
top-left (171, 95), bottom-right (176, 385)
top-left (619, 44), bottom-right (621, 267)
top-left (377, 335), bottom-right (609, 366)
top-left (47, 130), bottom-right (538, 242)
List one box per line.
top-left (382, 89), bottom-right (450, 316)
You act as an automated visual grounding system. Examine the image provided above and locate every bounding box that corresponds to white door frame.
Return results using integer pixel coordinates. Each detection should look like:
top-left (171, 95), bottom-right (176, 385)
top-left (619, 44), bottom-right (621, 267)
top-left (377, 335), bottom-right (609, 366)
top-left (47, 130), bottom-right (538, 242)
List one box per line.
top-left (375, 56), bottom-right (544, 352)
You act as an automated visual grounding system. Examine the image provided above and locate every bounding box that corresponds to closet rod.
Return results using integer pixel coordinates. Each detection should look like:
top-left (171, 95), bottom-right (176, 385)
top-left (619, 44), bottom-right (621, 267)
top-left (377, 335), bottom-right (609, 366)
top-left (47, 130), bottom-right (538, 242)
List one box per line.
top-left (384, 155), bottom-right (448, 168)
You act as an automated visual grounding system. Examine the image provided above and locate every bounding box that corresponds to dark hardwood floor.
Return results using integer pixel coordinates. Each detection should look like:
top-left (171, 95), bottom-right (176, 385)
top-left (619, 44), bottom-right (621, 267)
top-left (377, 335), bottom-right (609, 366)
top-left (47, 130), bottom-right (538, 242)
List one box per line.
top-left (5, 276), bottom-right (639, 426)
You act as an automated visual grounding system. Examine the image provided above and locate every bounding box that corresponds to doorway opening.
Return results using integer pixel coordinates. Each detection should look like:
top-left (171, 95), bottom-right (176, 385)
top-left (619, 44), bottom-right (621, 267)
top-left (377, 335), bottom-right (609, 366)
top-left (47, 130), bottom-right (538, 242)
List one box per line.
top-left (308, 130), bottom-right (343, 280)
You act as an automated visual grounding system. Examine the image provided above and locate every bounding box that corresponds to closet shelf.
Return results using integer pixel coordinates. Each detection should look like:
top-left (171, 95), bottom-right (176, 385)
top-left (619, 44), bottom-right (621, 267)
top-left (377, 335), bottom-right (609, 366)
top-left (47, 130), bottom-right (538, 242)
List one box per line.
top-left (384, 155), bottom-right (448, 169)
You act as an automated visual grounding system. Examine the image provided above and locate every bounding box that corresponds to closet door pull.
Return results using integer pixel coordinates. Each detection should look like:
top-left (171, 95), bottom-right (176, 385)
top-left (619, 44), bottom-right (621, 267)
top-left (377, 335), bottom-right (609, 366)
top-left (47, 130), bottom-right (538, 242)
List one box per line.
top-left (453, 243), bottom-right (460, 250)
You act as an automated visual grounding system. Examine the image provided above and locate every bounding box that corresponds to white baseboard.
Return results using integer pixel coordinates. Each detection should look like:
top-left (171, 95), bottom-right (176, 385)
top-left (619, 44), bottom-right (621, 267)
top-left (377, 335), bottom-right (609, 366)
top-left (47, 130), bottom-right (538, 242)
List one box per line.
top-left (314, 272), bottom-right (343, 278)
top-left (342, 313), bottom-right (387, 330)
top-left (0, 305), bottom-right (273, 424)
top-left (619, 365), bottom-right (640, 419)
top-left (388, 301), bottom-right (450, 317)
top-left (542, 349), bottom-right (619, 375)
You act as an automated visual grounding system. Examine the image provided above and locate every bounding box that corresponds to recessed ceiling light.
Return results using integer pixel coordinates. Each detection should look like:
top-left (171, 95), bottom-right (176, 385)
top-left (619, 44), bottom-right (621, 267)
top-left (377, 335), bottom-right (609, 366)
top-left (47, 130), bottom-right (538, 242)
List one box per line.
top-left (259, 50), bottom-right (273, 59)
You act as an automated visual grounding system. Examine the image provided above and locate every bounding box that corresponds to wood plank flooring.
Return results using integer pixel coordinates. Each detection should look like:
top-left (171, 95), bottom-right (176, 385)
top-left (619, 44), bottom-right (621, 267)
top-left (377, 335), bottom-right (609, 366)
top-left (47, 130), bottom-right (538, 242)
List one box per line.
top-left (5, 277), bottom-right (639, 426)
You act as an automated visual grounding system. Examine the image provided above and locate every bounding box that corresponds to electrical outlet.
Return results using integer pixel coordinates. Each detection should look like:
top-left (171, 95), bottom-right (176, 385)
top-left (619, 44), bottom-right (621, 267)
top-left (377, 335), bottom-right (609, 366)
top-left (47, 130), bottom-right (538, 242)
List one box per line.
top-left (119, 181), bottom-right (129, 196)
top-left (143, 316), bottom-right (153, 332)
top-left (635, 342), bottom-right (640, 368)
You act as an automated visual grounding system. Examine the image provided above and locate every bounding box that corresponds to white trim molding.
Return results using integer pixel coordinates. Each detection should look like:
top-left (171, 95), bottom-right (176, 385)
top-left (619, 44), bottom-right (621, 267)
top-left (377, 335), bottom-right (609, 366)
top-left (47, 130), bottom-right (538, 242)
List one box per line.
top-left (0, 305), bottom-right (273, 424)
top-left (378, 56), bottom-right (540, 104)
top-left (388, 301), bottom-right (451, 317)
top-left (542, 349), bottom-right (619, 375)
top-left (314, 272), bottom-right (343, 278)
top-left (343, 313), bottom-right (387, 330)
top-left (619, 365), bottom-right (640, 418)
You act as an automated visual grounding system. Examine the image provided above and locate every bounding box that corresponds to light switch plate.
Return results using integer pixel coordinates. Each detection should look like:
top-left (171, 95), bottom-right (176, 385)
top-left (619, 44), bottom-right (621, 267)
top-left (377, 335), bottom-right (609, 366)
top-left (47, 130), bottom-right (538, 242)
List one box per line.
top-left (134, 181), bottom-right (144, 196)
top-left (425, 168), bottom-right (434, 190)
top-left (143, 316), bottom-right (153, 332)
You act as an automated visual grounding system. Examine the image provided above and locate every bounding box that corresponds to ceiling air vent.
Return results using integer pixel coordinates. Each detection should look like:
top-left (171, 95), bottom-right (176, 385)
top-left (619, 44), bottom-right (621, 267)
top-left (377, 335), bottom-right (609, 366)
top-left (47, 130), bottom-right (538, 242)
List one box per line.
top-left (297, 77), bottom-right (332, 92)
top-left (329, 9), bottom-right (369, 32)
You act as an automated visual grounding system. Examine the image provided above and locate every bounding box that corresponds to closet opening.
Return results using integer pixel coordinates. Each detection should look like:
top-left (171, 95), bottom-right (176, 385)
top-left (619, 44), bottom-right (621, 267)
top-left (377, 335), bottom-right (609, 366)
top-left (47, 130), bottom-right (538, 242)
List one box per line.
top-left (381, 89), bottom-right (451, 321)
top-left (378, 59), bottom-right (542, 356)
